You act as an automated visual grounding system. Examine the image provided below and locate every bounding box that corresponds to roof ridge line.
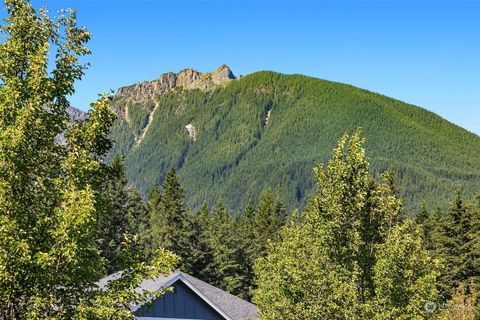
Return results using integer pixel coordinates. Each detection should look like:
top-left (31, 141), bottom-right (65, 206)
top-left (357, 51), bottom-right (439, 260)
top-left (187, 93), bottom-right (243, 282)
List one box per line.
top-left (169, 273), bottom-right (233, 320)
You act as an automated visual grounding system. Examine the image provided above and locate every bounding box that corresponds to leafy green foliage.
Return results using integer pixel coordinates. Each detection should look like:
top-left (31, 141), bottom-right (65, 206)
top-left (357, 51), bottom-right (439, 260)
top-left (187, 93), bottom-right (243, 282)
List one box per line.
top-left (0, 1), bottom-right (178, 318)
top-left (251, 188), bottom-right (287, 260)
top-left (372, 220), bottom-right (439, 319)
top-left (108, 71), bottom-right (480, 214)
top-left (74, 247), bottom-right (179, 320)
top-left (143, 178), bottom-right (288, 300)
top-left (252, 131), bottom-right (438, 319)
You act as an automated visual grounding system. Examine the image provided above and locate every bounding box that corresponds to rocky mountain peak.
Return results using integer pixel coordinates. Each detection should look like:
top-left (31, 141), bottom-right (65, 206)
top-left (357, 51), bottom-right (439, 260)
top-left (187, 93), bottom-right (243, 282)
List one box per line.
top-left (115, 65), bottom-right (236, 103)
top-left (211, 64), bottom-right (235, 84)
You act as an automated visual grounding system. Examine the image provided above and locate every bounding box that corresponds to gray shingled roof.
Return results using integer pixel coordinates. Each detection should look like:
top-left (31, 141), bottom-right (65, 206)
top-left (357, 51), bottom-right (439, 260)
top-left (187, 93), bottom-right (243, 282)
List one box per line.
top-left (97, 271), bottom-right (258, 320)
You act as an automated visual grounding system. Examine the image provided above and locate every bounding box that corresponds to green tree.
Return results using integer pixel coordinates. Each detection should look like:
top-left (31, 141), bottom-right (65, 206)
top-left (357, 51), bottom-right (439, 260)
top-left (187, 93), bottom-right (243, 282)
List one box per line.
top-left (186, 203), bottom-right (216, 280)
top-left (306, 131), bottom-right (402, 307)
top-left (416, 202), bottom-right (430, 225)
top-left (253, 130), bottom-right (436, 319)
top-left (372, 220), bottom-right (439, 320)
top-left (0, 1), bottom-right (177, 318)
top-left (430, 190), bottom-right (480, 300)
top-left (208, 199), bottom-right (243, 295)
top-left (417, 206), bottom-right (444, 252)
top-left (235, 189), bottom-right (287, 300)
top-left (126, 188), bottom-right (150, 260)
top-left (98, 154), bottom-right (150, 272)
top-left (147, 168), bottom-right (192, 271)
top-left (253, 209), bottom-right (352, 319)
top-left (469, 194), bottom-right (480, 285)
top-left (235, 201), bottom-right (257, 299)
top-left (146, 185), bottom-right (162, 260)
top-left (159, 168), bottom-right (189, 252)
top-left (252, 188), bottom-right (287, 261)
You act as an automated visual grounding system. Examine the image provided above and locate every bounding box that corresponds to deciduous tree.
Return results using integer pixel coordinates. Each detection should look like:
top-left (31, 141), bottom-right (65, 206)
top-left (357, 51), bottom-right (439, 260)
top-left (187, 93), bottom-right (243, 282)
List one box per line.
top-left (0, 1), bottom-right (177, 318)
top-left (253, 130), bottom-right (437, 319)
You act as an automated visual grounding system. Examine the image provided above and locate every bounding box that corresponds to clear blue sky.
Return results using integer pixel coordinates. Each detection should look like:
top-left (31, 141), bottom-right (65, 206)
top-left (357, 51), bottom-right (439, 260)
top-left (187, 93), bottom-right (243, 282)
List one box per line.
top-left (28, 0), bottom-right (480, 135)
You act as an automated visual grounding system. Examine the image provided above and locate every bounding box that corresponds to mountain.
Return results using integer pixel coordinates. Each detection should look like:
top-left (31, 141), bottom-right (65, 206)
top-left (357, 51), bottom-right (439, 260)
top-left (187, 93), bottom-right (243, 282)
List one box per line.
top-left (67, 106), bottom-right (87, 121)
top-left (106, 65), bottom-right (480, 213)
top-left (56, 107), bottom-right (87, 145)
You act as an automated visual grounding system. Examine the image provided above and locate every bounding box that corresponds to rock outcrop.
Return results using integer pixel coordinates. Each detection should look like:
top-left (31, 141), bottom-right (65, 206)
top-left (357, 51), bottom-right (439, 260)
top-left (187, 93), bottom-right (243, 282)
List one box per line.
top-left (185, 123), bottom-right (197, 141)
top-left (265, 109), bottom-right (271, 127)
top-left (116, 64), bottom-right (236, 103)
top-left (112, 65), bottom-right (235, 146)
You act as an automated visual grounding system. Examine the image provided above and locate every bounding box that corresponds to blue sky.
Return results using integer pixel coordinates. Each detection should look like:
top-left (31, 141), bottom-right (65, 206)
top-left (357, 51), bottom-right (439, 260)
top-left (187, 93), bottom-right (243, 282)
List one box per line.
top-left (28, 0), bottom-right (480, 134)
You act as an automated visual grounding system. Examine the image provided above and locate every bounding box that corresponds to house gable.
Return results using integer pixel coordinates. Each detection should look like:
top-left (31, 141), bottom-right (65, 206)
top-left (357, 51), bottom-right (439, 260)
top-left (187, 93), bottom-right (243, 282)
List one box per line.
top-left (97, 271), bottom-right (257, 320)
top-left (134, 280), bottom-right (226, 320)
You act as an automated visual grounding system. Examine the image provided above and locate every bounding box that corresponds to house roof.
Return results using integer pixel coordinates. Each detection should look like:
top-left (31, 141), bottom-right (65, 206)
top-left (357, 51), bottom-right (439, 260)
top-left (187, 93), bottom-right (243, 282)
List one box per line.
top-left (97, 271), bottom-right (258, 320)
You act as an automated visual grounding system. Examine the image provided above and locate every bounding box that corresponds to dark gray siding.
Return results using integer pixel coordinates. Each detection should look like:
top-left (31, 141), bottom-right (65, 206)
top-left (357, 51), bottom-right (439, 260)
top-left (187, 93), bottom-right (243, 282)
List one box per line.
top-left (134, 281), bottom-right (225, 319)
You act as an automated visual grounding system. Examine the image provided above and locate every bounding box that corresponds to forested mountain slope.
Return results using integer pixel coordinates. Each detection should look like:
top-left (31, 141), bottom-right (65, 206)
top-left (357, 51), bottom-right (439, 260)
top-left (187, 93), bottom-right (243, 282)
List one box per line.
top-left (106, 65), bottom-right (480, 213)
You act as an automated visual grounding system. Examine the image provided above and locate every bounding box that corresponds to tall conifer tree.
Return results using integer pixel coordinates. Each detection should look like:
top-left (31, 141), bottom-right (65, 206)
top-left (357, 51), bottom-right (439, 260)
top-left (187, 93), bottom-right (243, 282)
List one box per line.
top-left (97, 154), bottom-right (133, 272)
top-left (147, 168), bottom-right (191, 271)
top-left (235, 201), bottom-right (257, 299)
top-left (208, 199), bottom-right (243, 295)
top-left (146, 185), bottom-right (162, 261)
top-left (186, 203), bottom-right (215, 280)
top-left (252, 188), bottom-right (287, 261)
top-left (430, 189), bottom-right (480, 299)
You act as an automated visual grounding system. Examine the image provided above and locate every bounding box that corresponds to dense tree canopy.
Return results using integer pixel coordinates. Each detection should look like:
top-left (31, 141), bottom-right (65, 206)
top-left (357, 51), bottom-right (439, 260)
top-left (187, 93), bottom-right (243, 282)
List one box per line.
top-left (417, 189), bottom-right (480, 301)
top-left (107, 71), bottom-right (480, 214)
top-left (0, 1), bottom-right (177, 318)
top-left (252, 131), bottom-right (439, 319)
